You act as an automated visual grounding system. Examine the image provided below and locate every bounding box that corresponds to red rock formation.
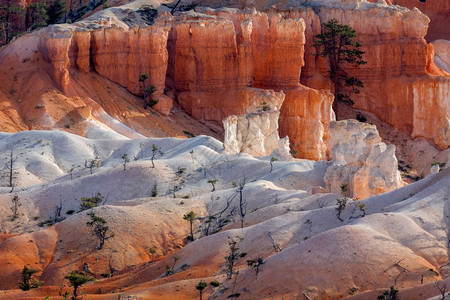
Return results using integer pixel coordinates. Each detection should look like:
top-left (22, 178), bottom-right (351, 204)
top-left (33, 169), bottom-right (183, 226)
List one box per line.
top-left (35, 13), bottom-right (173, 115)
top-left (298, 3), bottom-right (450, 150)
top-left (170, 9), bottom-right (333, 159)
top-left (279, 86), bottom-right (334, 160)
top-left (384, 0), bottom-right (450, 41)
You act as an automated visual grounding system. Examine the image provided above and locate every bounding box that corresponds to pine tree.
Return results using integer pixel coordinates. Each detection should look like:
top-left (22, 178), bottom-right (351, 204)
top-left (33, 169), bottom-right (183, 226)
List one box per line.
top-left (0, 0), bottom-right (25, 45)
top-left (314, 19), bottom-right (366, 116)
top-left (27, 1), bottom-right (49, 30)
top-left (65, 271), bottom-right (91, 300)
top-left (183, 211), bottom-right (197, 241)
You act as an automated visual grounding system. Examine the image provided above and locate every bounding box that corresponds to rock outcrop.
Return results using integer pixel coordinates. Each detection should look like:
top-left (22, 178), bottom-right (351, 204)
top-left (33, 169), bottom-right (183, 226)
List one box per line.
top-left (324, 120), bottom-right (403, 199)
top-left (223, 109), bottom-right (291, 158)
top-left (385, 0), bottom-right (450, 41)
top-left (36, 11), bottom-right (173, 115)
top-left (433, 40), bottom-right (450, 74)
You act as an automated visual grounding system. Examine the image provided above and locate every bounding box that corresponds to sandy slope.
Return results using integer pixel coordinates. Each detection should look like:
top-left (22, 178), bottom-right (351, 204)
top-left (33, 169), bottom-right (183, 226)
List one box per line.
top-left (0, 130), bottom-right (448, 299)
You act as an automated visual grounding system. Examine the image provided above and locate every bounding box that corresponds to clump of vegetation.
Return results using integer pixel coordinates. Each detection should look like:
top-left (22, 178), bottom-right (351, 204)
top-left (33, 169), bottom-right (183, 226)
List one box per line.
top-left (350, 202), bottom-right (367, 219)
top-left (377, 286), bottom-right (399, 300)
top-left (210, 280), bottom-right (220, 287)
top-left (431, 161), bottom-right (446, 170)
top-left (80, 193), bottom-right (104, 211)
top-left (247, 257), bottom-right (265, 278)
top-left (165, 256), bottom-right (179, 276)
top-left (340, 183), bottom-right (349, 196)
top-left (259, 101), bottom-right (270, 112)
top-left (356, 112), bottom-right (367, 122)
top-left (289, 144), bottom-right (298, 156)
top-left (19, 266), bottom-right (41, 291)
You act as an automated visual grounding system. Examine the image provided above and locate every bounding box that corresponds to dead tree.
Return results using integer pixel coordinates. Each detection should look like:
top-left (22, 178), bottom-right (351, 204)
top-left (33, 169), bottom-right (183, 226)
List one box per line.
top-left (237, 178), bottom-right (247, 228)
top-left (436, 282), bottom-right (448, 300)
top-left (5, 149), bottom-right (17, 192)
top-left (54, 199), bottom-right (63, 223)
top-left (85, 159), bottom-right (101, 174)
top-left (268, 231), bottom-right (282, 252)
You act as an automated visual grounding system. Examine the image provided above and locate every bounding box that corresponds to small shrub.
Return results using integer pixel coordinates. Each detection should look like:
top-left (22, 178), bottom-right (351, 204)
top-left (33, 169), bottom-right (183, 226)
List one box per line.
top-left (340, 183), bottom-right (349, 196)
top-left (210, 280), bottom-right (220, 287)
top-left (151, 182), bottom-right (158, 197)
top-left (377, 286), bottom-right (399, 300)
top-left (66, 210), bottom-right (75, 215)
top-left (165, 265), bottom-right (174, 276)
top-left (349, 286), bottom-right (358, 295)
top-left (431, 161), bottom-right (446, 169)
top-left (356, 112), bottom-right (366, 122)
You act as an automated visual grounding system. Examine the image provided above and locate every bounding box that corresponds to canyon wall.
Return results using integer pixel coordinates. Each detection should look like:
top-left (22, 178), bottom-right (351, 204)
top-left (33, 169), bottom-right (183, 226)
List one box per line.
top-left (9, 0), bottom-right (450, 159)
top-left (35, 7), bottom-right (334, 160)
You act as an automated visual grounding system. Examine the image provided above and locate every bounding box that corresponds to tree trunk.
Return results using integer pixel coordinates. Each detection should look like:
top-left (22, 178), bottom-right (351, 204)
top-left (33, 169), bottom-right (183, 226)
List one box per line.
top-left (9, 150), bottom-right (13, 188)
top-left (72, 285), bottom-right (78, 300)
top-left (332, 72), bottom-right (339, 118)
top-left (189, 220), bottom-right (194, 240)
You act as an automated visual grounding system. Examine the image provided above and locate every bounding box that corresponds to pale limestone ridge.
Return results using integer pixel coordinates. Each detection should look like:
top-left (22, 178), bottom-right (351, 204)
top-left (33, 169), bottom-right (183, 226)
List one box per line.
top-left (324, 119), bottom-right (403, 199)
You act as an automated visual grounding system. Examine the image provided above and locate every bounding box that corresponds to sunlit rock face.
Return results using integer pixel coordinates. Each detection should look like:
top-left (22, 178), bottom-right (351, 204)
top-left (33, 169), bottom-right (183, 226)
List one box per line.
top-left (223, 109), bottom-right (291, 158)
top-left (324, 120), bottom-right (403, 199)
